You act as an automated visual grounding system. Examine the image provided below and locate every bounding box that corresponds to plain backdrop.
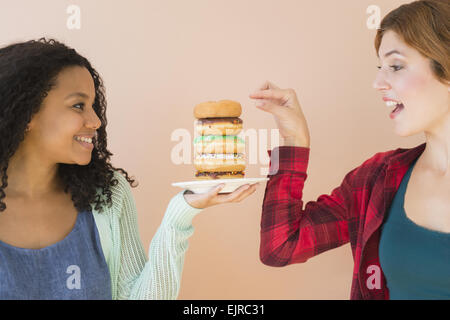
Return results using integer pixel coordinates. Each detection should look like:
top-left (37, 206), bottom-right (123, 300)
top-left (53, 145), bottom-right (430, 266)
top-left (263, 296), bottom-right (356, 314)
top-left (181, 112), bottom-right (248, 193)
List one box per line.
top-left (0, 0), bottom-right (424, 299)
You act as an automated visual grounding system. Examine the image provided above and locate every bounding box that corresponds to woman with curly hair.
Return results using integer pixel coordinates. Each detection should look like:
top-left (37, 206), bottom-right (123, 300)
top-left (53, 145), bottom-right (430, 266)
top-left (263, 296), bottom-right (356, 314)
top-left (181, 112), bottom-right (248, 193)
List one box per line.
top-left (0, 38), bottom-right (259, 299)
top-left (251, 0), bottom-right (449, 299)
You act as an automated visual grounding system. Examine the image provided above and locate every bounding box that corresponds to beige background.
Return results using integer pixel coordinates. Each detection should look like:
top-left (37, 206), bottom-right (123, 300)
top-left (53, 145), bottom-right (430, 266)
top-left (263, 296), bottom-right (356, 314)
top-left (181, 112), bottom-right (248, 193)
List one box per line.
top-left (0, 0), bottom-right (424, 299)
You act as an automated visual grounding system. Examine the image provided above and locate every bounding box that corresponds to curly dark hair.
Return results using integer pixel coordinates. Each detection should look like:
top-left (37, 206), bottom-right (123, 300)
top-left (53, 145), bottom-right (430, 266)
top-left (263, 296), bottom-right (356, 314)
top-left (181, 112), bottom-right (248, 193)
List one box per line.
top-left (0, 37), bottom-right (138, 214)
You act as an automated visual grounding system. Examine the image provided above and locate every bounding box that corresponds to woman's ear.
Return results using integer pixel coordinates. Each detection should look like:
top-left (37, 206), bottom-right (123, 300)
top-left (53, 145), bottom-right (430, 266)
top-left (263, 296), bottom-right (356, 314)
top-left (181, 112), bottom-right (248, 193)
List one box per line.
top-left (25, 120), bottom-right (34, 133)
top-left (25, 116), bottom-right (37, 133)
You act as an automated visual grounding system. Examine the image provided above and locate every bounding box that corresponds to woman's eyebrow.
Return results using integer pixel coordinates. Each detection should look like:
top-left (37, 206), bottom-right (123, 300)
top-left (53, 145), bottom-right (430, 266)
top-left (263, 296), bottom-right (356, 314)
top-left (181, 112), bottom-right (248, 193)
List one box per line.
top-left (382, 49), bottom-right (405, 58)
top-left (65, 92), bottom-right (96, 104)
top-left (64, 92), bottom-right (90, 100)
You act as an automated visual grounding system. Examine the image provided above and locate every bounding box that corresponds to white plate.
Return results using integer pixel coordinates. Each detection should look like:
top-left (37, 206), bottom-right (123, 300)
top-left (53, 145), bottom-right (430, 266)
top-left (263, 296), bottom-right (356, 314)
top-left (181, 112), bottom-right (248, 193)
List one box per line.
top-left (172, 177), bottom-right (269, 194)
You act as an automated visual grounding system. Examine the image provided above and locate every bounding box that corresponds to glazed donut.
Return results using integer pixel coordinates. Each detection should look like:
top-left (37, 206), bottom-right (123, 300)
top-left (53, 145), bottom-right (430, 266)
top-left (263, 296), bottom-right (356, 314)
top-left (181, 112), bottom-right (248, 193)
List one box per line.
top-left (194, 100), bottom-right (242, 119)
top-left (194, 135), bottom-right (245, 154)
top-left (194, 153), bottom-right (246, 172)
top-left (195, 117), bottom-right (243, 136)
top-left (195, 171), bottom-right (245, 180)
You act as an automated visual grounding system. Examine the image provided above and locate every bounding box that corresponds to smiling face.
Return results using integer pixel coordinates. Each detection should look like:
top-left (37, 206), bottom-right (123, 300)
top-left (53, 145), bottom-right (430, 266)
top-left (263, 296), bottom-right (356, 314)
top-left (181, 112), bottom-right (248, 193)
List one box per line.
top-left (373, 30), bottom-right (450, 137)
top-left (26, 65), bottom-right (102, 165)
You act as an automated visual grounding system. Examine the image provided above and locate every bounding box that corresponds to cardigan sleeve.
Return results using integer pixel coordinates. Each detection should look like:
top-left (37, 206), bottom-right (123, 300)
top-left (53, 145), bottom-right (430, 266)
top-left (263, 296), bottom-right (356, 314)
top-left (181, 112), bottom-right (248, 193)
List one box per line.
top-left (112, 173), bottom-right (203, 300)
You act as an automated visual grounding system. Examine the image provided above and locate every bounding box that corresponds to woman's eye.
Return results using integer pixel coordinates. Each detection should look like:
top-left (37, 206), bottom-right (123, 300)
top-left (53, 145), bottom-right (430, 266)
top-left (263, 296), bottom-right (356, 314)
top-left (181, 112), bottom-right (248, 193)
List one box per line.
top-left (377, 65), bottom-right (403, 72)
top-left (73, 103), bottom-right (84, 110)
top-left (390, 65), bottom-right (403, 71)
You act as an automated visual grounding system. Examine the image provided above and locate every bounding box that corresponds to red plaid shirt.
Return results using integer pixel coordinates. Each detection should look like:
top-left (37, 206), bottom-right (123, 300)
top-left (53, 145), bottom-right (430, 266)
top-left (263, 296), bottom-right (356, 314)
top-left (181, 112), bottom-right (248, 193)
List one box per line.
top-left (260, 143), bottom-right (426, 300)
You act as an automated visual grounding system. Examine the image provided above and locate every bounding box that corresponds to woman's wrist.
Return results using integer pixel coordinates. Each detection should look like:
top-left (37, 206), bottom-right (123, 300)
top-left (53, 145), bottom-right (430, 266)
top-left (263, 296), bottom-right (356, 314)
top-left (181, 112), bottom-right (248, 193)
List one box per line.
top-left (183, 190), bottom-right (205, 209)
top-left (283, 136), bottom-right (310, 148)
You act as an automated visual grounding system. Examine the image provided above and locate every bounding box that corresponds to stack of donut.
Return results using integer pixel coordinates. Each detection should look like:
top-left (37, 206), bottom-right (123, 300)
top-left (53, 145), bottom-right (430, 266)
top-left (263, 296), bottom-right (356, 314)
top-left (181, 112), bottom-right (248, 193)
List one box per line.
top-left (193, 100), bottom-right (245, 180)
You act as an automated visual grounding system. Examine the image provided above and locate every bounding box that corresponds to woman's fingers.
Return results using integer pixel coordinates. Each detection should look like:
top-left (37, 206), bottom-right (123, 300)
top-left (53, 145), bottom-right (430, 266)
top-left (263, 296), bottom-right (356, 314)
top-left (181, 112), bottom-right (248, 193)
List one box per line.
top-left (210, 183), bottom-right (225, 195)
top-left (232, 183), bottom-right (258, 203)
top-left (219, 184), bottom-right (250, 202)
top-left (250, 88), bottom-right (299, 112)
top-left (254, 100), bottom-right (287, 118)
top-left (185, 183), bottom-right (259, 209)
top-left (257, 80), bottom-right (280, 91)
top-left (215, 184), bottom-right (256, 204)
top-left (249, 88), bottom-right (289, 104)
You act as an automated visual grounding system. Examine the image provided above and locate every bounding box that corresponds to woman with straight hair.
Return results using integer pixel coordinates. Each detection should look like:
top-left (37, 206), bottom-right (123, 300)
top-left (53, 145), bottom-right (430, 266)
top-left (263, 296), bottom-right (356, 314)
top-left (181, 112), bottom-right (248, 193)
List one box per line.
top-left (251, 0), bottom-right (449, 299)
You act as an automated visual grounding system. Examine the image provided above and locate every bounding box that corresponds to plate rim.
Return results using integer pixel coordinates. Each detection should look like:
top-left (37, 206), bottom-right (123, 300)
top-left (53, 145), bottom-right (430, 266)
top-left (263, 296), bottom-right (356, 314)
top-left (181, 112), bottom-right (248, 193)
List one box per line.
top-left (171, 177), bottom-right (269, 187)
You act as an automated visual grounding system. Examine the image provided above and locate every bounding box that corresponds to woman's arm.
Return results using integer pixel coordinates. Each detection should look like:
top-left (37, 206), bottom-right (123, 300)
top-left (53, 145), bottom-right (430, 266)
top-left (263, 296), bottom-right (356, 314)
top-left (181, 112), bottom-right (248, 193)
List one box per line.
top-left (112, 169), bottom-right (259, 299)
top-left (260, 145), bottom-right (356, 266)
top-left (250, 81), bottom-right (356, 266)
top-left (113, 173), bottom-right (203, 300)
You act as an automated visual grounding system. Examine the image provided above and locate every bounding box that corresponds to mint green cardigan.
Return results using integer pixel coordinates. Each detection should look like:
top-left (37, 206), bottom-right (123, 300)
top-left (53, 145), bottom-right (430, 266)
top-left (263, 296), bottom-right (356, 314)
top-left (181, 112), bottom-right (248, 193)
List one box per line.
top-left (91, 170), bottom-right (203, 299)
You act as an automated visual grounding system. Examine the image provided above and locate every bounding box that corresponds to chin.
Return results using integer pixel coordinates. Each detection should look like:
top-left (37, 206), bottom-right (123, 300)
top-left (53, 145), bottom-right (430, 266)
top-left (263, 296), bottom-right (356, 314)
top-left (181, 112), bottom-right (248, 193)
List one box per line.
top-left (395, 130), bottom-right (412, 137)
top-left (73, 157), bottom-right (92, 166)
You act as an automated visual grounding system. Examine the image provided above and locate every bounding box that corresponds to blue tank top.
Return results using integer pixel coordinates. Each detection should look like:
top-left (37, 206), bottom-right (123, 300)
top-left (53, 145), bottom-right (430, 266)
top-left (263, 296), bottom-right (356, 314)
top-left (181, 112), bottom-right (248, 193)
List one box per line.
top-left (0, 209), bottom-right (112, 299)
top-left (379, 157), bottom-right (450, 299)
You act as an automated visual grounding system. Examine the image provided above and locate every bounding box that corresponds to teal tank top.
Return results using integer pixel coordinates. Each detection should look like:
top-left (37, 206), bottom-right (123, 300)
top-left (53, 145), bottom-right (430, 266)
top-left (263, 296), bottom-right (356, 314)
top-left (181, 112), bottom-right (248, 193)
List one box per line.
top-left (379, 157), bottom-right (450, 299)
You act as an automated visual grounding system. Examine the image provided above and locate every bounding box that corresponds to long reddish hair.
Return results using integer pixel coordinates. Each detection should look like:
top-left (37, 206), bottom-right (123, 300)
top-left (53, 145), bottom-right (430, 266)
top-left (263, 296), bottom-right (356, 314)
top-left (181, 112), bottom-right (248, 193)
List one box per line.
top-left (374, 0), bottom-right (450, 85)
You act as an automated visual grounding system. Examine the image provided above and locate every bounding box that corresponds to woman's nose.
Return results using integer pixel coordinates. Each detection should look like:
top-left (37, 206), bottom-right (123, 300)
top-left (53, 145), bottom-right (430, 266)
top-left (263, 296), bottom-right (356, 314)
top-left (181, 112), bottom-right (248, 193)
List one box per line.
top-left (87, 109), bottom-right (102, 130)
top-left (372, 73), bottom-right (390, 91)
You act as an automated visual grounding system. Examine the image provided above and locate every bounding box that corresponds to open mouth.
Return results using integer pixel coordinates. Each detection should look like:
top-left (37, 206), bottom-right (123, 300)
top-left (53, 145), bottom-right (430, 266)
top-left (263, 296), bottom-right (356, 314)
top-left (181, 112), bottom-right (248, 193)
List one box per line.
top-left (74, 136), bottom-right (94, 149)
top-left (392, 103), bottom-right (404, 114)
top-left (386, 101), bottom-right (405, 119)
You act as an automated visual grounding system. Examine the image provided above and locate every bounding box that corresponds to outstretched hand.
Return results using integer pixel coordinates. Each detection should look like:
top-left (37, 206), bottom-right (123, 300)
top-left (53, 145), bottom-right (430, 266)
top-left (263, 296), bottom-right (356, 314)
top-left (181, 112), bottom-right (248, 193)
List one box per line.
top-left (183, 183), bottom-right (260, 209)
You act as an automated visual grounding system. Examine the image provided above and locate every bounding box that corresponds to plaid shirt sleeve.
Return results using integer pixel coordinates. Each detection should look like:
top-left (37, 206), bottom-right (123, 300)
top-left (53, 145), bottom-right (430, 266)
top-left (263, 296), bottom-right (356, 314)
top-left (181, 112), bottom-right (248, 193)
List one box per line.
top-left (260, 146), bottom-right (353, 266)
